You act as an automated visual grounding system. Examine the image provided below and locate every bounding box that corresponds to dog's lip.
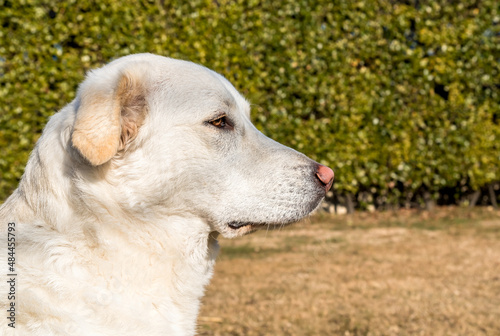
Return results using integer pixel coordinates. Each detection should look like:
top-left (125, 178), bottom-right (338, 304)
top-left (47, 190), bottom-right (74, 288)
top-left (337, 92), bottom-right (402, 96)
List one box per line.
top-left (227, 221), bottom-right (280, 230)
top-left (227, 221), bottom-right (293, 230)
top-left (228, 221), bottom-right (260, 230)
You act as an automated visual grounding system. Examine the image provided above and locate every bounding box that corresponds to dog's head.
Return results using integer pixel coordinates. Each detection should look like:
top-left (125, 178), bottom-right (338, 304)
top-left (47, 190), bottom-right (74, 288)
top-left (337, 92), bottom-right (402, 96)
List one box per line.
top-left (70, 54), bottom-right (333, 238)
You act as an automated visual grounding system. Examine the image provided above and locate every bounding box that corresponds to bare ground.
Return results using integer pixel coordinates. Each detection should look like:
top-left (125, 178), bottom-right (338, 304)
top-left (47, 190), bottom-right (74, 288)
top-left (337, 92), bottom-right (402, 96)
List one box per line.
top-left (198, 207), bottom-right (500, 336)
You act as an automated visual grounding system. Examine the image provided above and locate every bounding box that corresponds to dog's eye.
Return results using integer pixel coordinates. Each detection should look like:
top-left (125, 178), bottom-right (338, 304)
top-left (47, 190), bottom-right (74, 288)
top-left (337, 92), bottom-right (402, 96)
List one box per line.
top-left (209, 116), bottom-right (231, 129)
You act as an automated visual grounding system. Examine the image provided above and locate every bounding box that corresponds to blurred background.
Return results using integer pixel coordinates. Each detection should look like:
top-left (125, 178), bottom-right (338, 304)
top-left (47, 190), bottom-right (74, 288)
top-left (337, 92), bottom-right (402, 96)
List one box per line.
top-left (1, 1), bottom-right (500, 335)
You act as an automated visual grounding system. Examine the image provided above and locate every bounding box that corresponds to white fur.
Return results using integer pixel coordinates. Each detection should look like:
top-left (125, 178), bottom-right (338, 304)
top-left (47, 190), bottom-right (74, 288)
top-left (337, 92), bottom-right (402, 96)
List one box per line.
top-left (0, 54), bottom-right (329, 335)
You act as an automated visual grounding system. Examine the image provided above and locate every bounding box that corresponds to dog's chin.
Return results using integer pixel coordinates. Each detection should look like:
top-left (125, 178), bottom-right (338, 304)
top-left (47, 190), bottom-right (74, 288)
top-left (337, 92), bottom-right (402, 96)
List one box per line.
top-left (217, 222), bottom-right (279, 238)
top-left (224, 222), bottom-right (264, 237)
top-left (215, 194), bottom-right (326, 238)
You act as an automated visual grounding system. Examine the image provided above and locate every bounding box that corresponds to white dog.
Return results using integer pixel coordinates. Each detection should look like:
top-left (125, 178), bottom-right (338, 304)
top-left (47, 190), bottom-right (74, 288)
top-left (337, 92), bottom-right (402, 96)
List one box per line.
top-left (0, 54), bottom-right (333, 335)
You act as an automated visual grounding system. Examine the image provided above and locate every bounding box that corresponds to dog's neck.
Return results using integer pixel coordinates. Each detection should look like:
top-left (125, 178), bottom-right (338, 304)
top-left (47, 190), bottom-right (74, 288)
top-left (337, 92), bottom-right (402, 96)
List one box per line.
top-left (79, 215), bottom-right (220, 335)
top-left (10, 186), bottom-right (219, 335)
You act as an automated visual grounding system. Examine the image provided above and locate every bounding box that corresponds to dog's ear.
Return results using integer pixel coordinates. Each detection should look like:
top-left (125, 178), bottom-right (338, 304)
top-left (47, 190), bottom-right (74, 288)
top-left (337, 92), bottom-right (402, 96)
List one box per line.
top-left (72, 62), bottom-right (149, 166)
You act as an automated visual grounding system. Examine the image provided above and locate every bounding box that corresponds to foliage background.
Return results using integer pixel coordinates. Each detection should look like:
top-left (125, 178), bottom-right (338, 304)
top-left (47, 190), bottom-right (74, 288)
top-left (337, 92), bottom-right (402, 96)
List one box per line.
top-left (0, 0), bottom-right (499, 208)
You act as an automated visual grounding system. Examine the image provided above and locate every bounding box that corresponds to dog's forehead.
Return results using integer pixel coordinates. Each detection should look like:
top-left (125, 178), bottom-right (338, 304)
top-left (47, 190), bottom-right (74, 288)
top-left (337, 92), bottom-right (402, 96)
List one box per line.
top-left (209, 70), bottom-right (251, 117)
top-left (150, 57), bottom-right (250, 117)
top-left (105, 54), bottom-right (250, 117)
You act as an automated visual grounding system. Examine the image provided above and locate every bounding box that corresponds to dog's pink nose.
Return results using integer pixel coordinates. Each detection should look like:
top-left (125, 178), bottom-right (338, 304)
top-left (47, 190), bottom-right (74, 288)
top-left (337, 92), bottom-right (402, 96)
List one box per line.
top-left (316, 164), bottom-right (334, 192)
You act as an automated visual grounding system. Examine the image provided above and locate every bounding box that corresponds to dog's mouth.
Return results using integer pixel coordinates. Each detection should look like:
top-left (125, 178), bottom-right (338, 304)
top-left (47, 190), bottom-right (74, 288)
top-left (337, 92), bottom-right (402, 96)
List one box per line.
top-left (221, 217), bottom-right (308, 238)
top-left (227, 220), bottom-right (294, 232)
top-left (223, 221), bottom-right (263, 236)
top-left (228, 221), bottom-right (262, 230)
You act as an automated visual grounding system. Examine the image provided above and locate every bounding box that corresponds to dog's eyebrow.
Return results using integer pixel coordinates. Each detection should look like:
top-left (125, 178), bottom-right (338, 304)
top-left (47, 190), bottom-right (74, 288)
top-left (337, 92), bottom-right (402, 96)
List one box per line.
top-left (222, 99), bottom-right (233, 108)
top-left (209, 111), bottom-right (227, 120)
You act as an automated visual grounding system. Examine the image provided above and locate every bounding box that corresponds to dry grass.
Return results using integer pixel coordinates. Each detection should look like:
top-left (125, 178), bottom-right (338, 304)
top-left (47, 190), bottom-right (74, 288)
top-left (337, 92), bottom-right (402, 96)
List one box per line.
top-left (198, 207), bottom-right (500, 336)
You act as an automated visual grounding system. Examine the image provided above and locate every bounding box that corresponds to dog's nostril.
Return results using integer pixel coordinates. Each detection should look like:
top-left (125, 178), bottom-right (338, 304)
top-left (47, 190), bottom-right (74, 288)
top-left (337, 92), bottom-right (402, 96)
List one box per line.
top-left (315, 165), bottom-right (334, 192)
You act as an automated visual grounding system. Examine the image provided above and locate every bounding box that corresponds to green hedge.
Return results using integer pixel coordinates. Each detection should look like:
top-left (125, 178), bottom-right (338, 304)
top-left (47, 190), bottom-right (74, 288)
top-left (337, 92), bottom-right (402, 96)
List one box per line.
top-left (1, 0), bottom-right (499, 207)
